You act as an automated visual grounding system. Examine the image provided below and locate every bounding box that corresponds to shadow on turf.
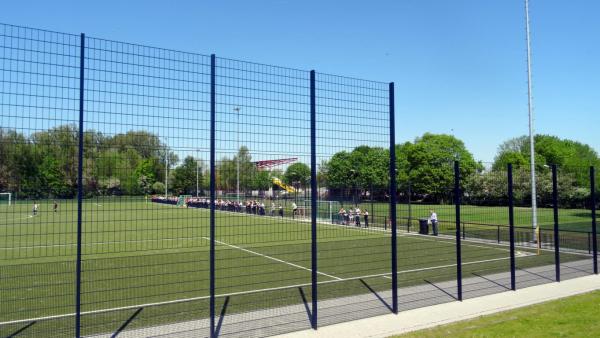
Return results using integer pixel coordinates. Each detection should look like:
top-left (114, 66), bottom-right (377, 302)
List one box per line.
top-left (298, 287), bottom-right (314, 328)
top-left (471, 272), bottom-right (511, 291)
top-left (6, 321), bottom-right (36, 338)
top-left (359, 279), bottom-right (393, 312)
top-left (214, 296), bottom-right (230, 337)
top-left (516, 267), bottom-right (555, 283)
top-left (111, 308), bottom-right (143, 338)
top-left (424, 279), bottom-right (458, 301)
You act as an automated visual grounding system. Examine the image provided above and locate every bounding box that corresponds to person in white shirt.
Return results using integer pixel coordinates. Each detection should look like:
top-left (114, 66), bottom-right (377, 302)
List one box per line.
top-left (429, 210), bottom-right (438, 236)
top-left (354, 207), bottom-right (361, 227)
top-left (291, 202), bottom-right (298, 219)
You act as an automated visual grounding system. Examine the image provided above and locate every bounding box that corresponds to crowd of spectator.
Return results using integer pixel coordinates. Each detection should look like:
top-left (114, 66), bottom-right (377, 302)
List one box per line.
top-left (336, 207), bottom-right (369, 228)
top-left (151, 196), bottom-right (371, 228)
top-left (151, 196), bottom-right (288, 217)
top-left (151, 196), bottom-right (179, 205)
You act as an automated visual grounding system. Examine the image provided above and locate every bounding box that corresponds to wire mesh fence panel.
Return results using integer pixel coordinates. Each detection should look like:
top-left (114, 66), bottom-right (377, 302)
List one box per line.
top-left (0, 24), bottom-right (80, 338)
top-left (79, 37), bottom-right (211, 337)
top-left (456, 166), bottom-right (513, 298)
top-left (396, 162), bottom-right (461, 310)
top-left (213, 58), bottom-right (314, 337)
top-left (509, 165), bottom-right (561, 288)
top-left (314, 73), bottom-right (392, 326)
top-left (556, 165), bottom-right (594, 281)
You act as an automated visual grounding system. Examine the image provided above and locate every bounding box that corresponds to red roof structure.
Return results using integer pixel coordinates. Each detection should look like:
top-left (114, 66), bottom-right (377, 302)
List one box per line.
top-left (254, 157), bottom-right (298, 170)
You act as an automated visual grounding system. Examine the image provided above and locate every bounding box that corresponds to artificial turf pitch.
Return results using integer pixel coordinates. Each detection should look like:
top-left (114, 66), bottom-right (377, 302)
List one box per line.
top-left (0, 198), bottom-right (590, 337)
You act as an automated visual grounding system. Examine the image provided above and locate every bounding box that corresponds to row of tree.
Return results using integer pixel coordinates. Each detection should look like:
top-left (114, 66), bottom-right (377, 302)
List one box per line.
top-left (1, 125), bottom-right (598, 207)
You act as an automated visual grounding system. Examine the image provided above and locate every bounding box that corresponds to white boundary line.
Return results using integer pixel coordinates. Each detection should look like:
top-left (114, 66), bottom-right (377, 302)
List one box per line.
top-left (203, 236), bottom-right (342, 281)
top-left (380, 252), bottom-right (533, 279)
top-left (0, 236), bottom-right (207, 251)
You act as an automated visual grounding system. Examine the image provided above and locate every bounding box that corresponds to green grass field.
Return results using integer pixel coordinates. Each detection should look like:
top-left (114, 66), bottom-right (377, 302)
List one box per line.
top-left (395, 290), bottom-right (600, 338)
top-left (0, 198), bottom-right (592, 337)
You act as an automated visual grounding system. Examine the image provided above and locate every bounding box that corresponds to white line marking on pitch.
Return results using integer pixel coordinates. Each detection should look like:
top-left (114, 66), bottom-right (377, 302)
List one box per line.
top-left (202, 236), bottom-right (342, 281)
top-left (0, 236), bottom-right (207, 251)
top-left (380, 252), bottom-right (534, 279)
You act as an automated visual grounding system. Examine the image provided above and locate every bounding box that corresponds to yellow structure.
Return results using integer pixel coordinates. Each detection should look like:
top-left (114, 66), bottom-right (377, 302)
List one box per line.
top-left (272, 177), bottom-right (296, 193)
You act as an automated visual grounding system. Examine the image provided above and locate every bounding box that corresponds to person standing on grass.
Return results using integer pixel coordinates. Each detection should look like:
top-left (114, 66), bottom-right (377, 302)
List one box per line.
top-left (338, 208), bottom-right (345, 224)
top-left (291, 202), bottom-right (298, 219)
top-left (53, 200), bottom-right (58, 212)
top-left (429, 210), bottom-right (438, 236)
top-left (364, 210), bottom-right (369, 228)
top-left (278, 205), bottom-right (284, 217)
top-left (355, 207), bottom-right (361, 227)
top-left (32, 202), bottom-right (38, 216)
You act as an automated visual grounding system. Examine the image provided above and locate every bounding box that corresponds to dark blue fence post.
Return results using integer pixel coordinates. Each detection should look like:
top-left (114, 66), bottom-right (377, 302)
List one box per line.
top-left (389, 82), bottom-right (398, 314)
top-left (454, 160), bottom-right (462, 301)
top-left (209, 54), bottom-right (216, 338)
top-left (591, 166), bottom-right (597, 274)
top-left (497, 225), bottom-right (500, 243)
top-left (310, 70), bottom-right (318, 329)
top-left (508, 164), bottom-right (516, 291)
top-left (75, 33), bottom-right (85, 338)
top-left (552, 164), bottom-right (560, 282)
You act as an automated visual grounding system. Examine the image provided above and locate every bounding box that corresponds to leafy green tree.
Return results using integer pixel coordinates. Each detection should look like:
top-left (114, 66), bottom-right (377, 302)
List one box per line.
top-left (134, 158), bottom-right (159, 194)
top-left (493, 135), bottom-right (600, 188)
top-left (321, 146), bottom-right (390, 201)
top-left (98, 177), bottom-right (121, 195)
top-left (152, 181), bottom-right (165, 194)
top-left (39, 157), bottom-right (73, 197)
top-left (252, 170), bottom-right (272, 191)
top-left (171, 156), bottom-right (200, 195)
top-left (216, 146), bottom-right (257, 192)
top-left (406, 133), bottom-right (480, 202)
top-left (284, 162), bottom-right (311, 187)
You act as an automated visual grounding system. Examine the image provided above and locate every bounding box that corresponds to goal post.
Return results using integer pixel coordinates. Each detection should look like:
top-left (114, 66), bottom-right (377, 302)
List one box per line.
top-left (0, 193), bottom-right (12, 206)
top-left (301, 200), bottom-right (341, 223)
top-left (177, 195), bottom-right (192, 207)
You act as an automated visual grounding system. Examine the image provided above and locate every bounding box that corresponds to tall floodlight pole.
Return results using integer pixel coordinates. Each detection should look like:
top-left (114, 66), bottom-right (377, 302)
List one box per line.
top-left (525, 0), bottom-right (538, 245)
top-left (234, 107), bottom-right (241, 201)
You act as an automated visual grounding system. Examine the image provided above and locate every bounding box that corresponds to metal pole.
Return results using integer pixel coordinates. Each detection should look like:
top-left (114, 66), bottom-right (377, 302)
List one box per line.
top-left (552, 164), bottom-right (560, 282)
top-left (591, 166), bottom-right (597, 274)
top-left (408, 179), bottom-right (412, 231)
top-left (525, 0), bottom-right (538, 246)
top-left (209, 54), bottom-right (216, 338)
top-left (508, 164), bottom-right (516, 290)
top-left (75, 32), bottom-right (85, 338)
top-left (196, 149), bottom-right (199, 197)
top-left (310, 70), bottom-right (318, 329)
top-left (389, 82), bottom-right (398, 314)
top-left (454, 161), bottom-right (462, 301)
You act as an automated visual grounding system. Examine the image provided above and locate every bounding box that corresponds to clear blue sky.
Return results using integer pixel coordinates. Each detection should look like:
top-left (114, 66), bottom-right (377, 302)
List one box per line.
top-left (2, 0), bottom-right (598, 163)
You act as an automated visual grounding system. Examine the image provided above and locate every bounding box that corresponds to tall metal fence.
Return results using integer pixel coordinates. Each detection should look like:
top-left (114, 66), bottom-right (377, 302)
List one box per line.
top-left (0, 23), bottom-right (598, 338)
